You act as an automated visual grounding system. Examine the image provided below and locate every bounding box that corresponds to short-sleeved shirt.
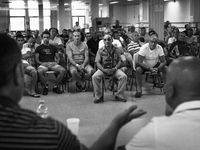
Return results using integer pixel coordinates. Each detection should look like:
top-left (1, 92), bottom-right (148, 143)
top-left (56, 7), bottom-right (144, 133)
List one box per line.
top-left (127, 41), bottom-right (141, 54)
top-left (35, 44), bottom-right (58, 62)
top-left (41, 37), bottom-right (63, 45)
top-left (139, 43), bottom-right (164, 68)
top-left (126, 101), bottom-right (200, 150)
top-left (66, 42), bottom-right (88, 64)
top-left (21, 47), bottom-right (31, 65)
top-left (49, 36), bottom-right (63, 45)
top-left (98, 39), bottom-right (122, 49)
top-left (95, 45), bottom-right (121, 69)
top-left (0, 95), bottom-right (81, 150)
top-left (87, 38), bottom-right (100, 56)
top-left (169, 41), bottom-right (191, 57)
top-left (22, 43), bottom-right (39, 66)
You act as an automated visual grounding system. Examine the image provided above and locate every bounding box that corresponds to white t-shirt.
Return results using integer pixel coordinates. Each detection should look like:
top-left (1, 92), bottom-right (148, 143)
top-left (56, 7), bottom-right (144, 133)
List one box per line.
top-left (42, 36), bottom-right (63, 45)
top-left (98, 39), bottom-right (122, 49)
top-left (126, 101), bottom-right (200, 150)
top-left (138, 43), bottom-right (164, 68)
top-left (21, 47), bottom-right (31, 64)
top-left (49, 36), bottom-right (63, 45)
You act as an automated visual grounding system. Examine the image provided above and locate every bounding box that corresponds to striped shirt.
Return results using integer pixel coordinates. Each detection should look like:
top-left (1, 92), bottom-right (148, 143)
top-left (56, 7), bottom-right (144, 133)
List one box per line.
top-left (127, 41), bottom-right (141, 54)
top-left (0, 95), bottom-right (81, 150)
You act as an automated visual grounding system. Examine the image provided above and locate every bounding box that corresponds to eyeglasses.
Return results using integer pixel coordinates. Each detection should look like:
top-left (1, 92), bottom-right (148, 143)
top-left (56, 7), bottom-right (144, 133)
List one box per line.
top-left (103, 38), bottom-right (111, 41)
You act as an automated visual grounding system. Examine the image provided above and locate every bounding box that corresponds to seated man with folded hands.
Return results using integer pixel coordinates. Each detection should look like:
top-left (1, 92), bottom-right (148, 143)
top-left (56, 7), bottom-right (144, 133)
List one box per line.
top-left (92, 34), bottom-right (127, 103)
top-left (135, 32), bottom-right (167, 98)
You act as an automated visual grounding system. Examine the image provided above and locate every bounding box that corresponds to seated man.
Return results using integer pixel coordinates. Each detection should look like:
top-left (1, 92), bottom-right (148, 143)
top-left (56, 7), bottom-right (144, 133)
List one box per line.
top-left (16, 34), bottom-right (39, 97)
top-left (168, 31), bottom-right (192, 58)
top-left (66, 30), bottom-right (94, 92)
top-left (21, 36), bottom-right (40, 98)
top-left (135, 33), bottom-right (167, 98)
top-left (92, 34), bottom-right (127, 103)
top-left (119, 56), bottom-right (200, 150)
top-left (87, 30), bottom-right (100, 68)
top-left (35, 30), bottom-right (65, 95)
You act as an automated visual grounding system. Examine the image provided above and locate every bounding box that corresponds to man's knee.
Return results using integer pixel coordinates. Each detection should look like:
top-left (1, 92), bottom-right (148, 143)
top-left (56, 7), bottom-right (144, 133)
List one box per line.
top-left (37, 68), bottom-right (45, 75)
top-left (136, 67), bottom-right (143, 73)
top-left (30, 69), bottom-right (37, 77)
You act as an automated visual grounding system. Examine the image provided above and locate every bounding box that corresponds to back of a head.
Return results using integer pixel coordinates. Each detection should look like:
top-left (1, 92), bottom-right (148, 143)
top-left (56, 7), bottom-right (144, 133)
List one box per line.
top-left (168, 57), bottom-right (200, 98)
top-left (0, 33), bottom-right (21, 88)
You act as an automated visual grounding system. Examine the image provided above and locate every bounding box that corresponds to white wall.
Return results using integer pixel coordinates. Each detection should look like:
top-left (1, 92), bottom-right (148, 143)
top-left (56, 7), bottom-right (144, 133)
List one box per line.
top-left (112, 5), bottom-right (127, 24)
top-left (127, 5), bottom-right (140, 26)
top-left (164, 0), bottom-right (190, 22)
top-left (111, 4), bottom-right (139, 29)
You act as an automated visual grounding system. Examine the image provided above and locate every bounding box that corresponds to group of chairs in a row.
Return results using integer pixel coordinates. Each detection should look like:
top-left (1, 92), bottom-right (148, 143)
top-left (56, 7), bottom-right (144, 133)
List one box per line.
top-left (34, 53), bottom-right (163, 97)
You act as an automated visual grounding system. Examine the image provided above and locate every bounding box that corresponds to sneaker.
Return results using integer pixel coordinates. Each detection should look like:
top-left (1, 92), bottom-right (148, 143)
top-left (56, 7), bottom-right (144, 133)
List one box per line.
top-left (135, 92), bottom-right (142, 98)
top-left (81, 81), bottom-right (87, 92)
top-left (115, 96), bottom-right (127, 102)
top-left (43, 87), bottom-right (48, 95)
top-left (94, 97), bottom-right (103, 103)
top-left (53, 86), bottom-right (63, 94)
top-left (76, 82), bottom-right (82, 92)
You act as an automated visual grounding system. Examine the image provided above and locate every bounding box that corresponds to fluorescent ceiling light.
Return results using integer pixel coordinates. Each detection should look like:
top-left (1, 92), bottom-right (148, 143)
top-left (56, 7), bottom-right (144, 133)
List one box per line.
top-left (110, 1), bottom-right (119, 4)
top-left (99, 3), bottom-right (103, 6)
top-left (64, 3), bottom-right (70, 6)
top-left (127, 0), bottom-right (134, 1)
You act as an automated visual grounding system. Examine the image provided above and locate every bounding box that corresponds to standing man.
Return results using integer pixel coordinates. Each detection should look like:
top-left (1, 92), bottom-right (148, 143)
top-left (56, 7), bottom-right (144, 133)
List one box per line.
top-left (73, 21), bottom-right (81, 31)
top-left (92, 34), bottom-right (127, 103)
top-left (135, 33), bottom-right (167, 98)
top-left (0, 33), bottom-right (147, 150)
top-left (66, 30), bottom-right (94, 92)
top-left (35, 30), bottom-right (65, 95)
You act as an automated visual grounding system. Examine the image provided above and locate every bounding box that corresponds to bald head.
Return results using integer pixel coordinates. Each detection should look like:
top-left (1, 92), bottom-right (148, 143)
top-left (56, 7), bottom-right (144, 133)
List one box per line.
top-left (165, 56), bottom-right (200, 108)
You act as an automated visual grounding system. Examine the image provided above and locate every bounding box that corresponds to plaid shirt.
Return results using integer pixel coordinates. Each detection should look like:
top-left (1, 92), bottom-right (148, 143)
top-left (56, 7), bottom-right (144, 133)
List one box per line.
top-left (95, 45), bottom-right (121, 69)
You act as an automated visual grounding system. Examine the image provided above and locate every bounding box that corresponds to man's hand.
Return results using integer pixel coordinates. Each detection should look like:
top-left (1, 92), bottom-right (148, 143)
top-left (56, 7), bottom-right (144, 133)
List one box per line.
top-left (80, 64), bottom-right (85, 70)
top-left (112, 105), bottom-right (146, 128)
top-left (103, 69), bottom-right (110, 75)
top-left (149, 67), bottom-right (158, 74)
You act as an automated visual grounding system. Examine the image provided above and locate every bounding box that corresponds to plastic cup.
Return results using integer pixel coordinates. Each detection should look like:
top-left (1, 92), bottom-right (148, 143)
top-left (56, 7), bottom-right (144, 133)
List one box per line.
top-left (66, 118), bottom-right (80, 136)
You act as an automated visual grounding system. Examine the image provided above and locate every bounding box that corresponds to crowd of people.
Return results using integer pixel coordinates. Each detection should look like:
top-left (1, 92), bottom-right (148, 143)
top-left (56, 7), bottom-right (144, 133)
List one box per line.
top-left (1, 27), bottom-right (200, 149)
top-left (5, 19), bottom-right (199, 102)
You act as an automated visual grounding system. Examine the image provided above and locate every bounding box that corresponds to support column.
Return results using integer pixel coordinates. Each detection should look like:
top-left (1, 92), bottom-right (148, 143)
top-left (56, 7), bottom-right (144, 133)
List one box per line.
top-left (139, 0), bottom-right (149, 29)
top-left (25, 1), bottom-right (30, 31)
top-left (58, 0), bottom-right (65, 31)
top-left (64, 0), bottom-right (72, 29)
top-left (38, 0), bottom-right (44, 33)
top-left (149, 0), bottom-right (164, 40)
top-left (51, 10), bottom-right (58, 29)
top-left (90, 0), bottom-right (99, 30)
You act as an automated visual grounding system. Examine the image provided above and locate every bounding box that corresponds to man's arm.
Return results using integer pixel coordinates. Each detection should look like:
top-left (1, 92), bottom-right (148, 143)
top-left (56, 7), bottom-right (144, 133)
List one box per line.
top-left (22, 51), bottom-right (31, 60)
top-left (158, 55), bottom-right (167, 71)
top-left (66, 45), bottom-right (77, 66)
top-left (35, 53), bottom-right (43, 65)
top-left (82, 46), bottom-right (89, 68)
top-left (89, 105), bottom-right (146, 150)
top-left (95, 50), bottom-right (106, 73)
top-left (55, 53), bottom-right (60, 64)
top-left (137, 55), bottom-right (149, 70)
